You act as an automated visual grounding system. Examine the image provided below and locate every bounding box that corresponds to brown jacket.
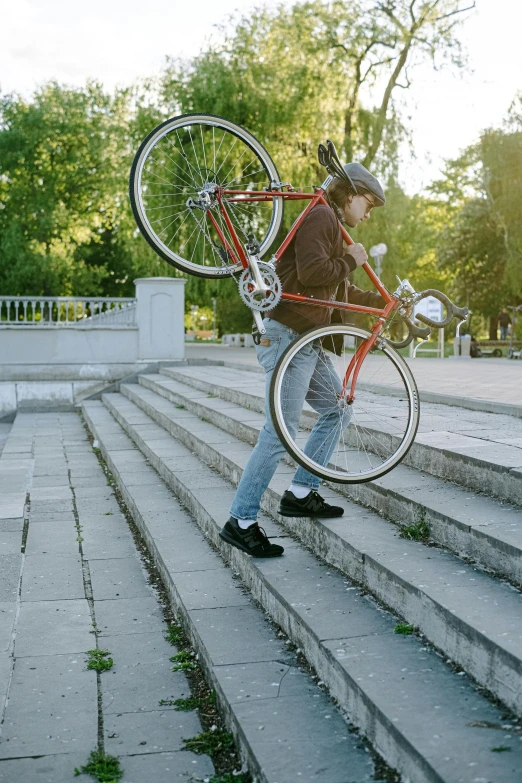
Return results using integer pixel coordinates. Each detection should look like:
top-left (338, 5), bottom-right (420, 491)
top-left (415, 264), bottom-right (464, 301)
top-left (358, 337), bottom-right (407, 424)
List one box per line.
top-left (269, 204), bottom-right (384, 333)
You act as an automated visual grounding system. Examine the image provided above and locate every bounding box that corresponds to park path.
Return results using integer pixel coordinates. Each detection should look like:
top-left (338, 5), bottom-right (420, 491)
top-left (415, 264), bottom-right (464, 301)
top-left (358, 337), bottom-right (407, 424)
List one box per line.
top-left (185, 343), bottom-right (522, 410)
top-left (0, 412), bottom-right (213, 783)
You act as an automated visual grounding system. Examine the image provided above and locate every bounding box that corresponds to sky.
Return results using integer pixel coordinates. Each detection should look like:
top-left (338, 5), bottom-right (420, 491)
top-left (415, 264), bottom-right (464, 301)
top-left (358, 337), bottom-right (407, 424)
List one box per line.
top-left (1, 0), bottom-right (521, 193)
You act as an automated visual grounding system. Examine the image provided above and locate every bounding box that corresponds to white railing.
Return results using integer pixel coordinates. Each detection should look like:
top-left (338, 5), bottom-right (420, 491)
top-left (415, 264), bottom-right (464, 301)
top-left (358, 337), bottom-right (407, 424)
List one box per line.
top-left (0, 296), bottom-right (137, 327)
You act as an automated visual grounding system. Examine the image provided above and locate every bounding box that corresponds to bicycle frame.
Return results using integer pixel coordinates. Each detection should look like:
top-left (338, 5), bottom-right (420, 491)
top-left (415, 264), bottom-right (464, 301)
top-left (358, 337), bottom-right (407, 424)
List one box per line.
top-left (209, 186), bottom-right (399, 402)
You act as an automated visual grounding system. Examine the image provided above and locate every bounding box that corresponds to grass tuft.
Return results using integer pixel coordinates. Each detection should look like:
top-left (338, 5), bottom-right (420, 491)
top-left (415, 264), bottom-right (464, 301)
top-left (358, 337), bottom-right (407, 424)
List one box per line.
top-left (491, 745), bottom-right (512, 752)
top-left (183, 730), bottom-right (234, 755)
top-left (175, 404), bottom-right (185, 410)
top-left (166, 691), bottom-right (217, 711)
top-left (394, 623), bottom-right (415, 635)
top-left (165, 624), bottom-right (183, 645)
top-left (206, 774), bottom-right (250, 783)
top-left (74, 749), bottom-right (122, 782)
top-left (86, 649), bottom-right (114, 672)
top-left (399, 517), bottom-right (430, 542)
top-left (170, 650), bottom-right (198, 672)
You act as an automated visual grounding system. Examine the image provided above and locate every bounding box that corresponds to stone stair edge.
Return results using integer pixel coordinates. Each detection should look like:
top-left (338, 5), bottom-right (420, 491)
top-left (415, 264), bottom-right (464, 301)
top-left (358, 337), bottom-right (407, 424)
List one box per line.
top-left (138, 373), bottom-right (522, 588)
top-left (81, 400), bottom-right (378, 783)
top-left (115, 380), bottom-right (522, 717)
top-left (171, 359), bottom-right (522, 419)
top-left (160, 366), bottom-right (522, 506)
top-left (83, 396), bottom-right (522, 783)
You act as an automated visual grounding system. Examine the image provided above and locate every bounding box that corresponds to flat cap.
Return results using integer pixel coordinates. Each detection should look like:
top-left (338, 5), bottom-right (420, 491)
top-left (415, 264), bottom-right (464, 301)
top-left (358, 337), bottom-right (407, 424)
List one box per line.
top-left (343, 162), bottom-right (386, 207)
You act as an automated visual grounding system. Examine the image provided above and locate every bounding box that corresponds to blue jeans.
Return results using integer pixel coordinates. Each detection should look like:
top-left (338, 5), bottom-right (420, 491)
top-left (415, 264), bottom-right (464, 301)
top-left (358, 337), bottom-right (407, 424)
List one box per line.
top-left (229, 318), bottom-right (352, 521)
top-left (500, 326), bottom-right (508, 341)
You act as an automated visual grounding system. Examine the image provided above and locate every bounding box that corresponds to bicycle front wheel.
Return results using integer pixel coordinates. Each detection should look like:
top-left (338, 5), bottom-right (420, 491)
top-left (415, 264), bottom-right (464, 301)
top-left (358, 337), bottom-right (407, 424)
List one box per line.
top-left (130, 113), bottom-right (284, 278)
top-left (269, 325), bottom-right (420, 484)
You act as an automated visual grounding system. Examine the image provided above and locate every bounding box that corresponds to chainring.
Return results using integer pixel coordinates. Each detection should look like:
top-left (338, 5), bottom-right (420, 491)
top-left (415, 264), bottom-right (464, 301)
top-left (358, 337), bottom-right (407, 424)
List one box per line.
top-left (238, 262), bottom-right (282, 312)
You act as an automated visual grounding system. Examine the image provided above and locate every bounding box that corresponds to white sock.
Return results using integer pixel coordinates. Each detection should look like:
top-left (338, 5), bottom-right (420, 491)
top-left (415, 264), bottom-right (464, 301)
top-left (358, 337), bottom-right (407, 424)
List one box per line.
top-left (289, 484), bottom-right (312, 499)
top-left (237, 518), bottom-right (256, 530)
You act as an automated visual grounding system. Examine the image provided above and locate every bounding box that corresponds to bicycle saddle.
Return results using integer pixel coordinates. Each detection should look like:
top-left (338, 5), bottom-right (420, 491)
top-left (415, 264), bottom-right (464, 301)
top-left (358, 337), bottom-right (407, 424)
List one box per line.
top-left (317, 139), bottom-right (358, 194)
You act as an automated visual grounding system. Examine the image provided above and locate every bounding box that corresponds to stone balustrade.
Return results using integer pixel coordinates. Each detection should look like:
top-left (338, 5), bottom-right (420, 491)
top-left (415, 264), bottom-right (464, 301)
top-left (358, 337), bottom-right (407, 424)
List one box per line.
top-left (0, 296), bottom-right (137, 327)
top-left (0, 278), bottom-right (186, 416)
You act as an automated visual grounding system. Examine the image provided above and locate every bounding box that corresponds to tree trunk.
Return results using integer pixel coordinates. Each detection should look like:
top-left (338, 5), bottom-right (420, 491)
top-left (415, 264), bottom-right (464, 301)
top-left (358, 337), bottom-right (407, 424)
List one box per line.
top-left (489, 316), bottom-right (498, 341)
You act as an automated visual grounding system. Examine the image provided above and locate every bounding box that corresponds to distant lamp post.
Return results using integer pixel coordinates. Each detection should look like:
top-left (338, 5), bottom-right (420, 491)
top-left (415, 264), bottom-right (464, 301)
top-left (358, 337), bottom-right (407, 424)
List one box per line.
top-left (369, 243), bottom-right (387, 278)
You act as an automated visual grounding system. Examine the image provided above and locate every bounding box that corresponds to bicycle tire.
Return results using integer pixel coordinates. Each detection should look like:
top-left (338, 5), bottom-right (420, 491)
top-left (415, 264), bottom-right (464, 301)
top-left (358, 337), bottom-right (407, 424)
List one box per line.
top-left (129, 113), bottom-right (284, 278)
top-left (269, 324), bottom-right (420, 484)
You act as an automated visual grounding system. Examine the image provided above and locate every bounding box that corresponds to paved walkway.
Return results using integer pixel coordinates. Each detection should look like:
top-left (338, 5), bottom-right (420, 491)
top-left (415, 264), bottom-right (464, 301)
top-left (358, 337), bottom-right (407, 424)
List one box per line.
top-left (185, 344), bottom-right (522, 407)
top-left (0, 413), bottom-right (214, 783)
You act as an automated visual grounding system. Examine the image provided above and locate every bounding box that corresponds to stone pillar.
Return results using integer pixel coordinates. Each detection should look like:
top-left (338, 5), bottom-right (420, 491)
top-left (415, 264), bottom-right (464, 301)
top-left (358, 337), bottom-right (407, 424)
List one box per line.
top-left (134, 277), bottom-right (186, 361)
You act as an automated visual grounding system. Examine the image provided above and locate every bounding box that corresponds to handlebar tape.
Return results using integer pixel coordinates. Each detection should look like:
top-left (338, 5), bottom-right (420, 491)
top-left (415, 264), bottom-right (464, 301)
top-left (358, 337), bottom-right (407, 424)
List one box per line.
top-left (385, 316), bottom-right (431, 350)
top-left (415, 289), bottom-right (468, 328)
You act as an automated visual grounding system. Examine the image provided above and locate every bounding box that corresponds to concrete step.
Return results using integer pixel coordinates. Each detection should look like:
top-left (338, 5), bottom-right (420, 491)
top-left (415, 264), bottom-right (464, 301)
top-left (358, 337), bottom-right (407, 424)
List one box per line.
top-left (141, 371), bottom-right (522, 590)
top-left (81, 401), bottom-right (378, 783)
top-left (114, 382), bottom-right (522, 718)
top-left (213, 355), bottom-right (522, 420)
top-left (83, 394), bottom-right (522, 783)
top-left (161, 365), bottom-right (522, 506)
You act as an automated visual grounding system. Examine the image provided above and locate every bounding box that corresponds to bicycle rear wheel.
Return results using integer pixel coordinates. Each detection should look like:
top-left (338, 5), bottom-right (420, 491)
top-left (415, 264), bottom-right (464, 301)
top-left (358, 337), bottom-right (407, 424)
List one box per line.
top-left (269, 325), bottom-right (420, 484)
top-left (129, 113), bottom-right (284, 278)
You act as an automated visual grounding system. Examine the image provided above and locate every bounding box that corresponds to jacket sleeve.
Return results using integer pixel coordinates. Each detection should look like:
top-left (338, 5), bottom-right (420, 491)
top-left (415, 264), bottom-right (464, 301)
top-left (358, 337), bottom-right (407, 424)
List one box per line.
top-left (347, 282), bottom-right (386, 309)
top-left (294, 208), bottom-right (357, 287)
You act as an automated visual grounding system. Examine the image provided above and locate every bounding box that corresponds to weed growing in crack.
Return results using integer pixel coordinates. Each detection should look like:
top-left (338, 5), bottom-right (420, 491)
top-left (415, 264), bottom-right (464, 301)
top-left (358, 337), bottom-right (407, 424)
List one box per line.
top-left (183, 730), bottom-right (234, 755)
top-left (74, 749), bottom-right (122, 781)
top-left (165, 623), bottom-right (183, 645)
top-left (394, 623), bottom-right (415, 635)
top-left (206, 774), bottom-right (250, 783)
top-left (399, 514), bottom-right (430, 542)
top-left (164, 692), bottom-right (217, 711)
top-left (175, 404), bottom-right (185, 410)
top-left (491, 745), bottom-right (511, 752)
top-left (86, 649), bottom-right (114, 672)
top-left (170, 651), bottom-right (198, 672)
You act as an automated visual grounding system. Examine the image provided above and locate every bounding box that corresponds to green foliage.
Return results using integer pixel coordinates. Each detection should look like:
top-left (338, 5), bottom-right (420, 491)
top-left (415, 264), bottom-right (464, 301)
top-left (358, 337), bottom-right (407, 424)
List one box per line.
top-left (86, 649), bottom-right (113, 672)
top-left (394, 623), bottom-right (415, 635)
top-left (74, 749), bottom-right (122, 782)
top-left (399, 516), bottom-right (430, 542)
top-left (170, 650), bottom-right (198, 671)
top-left (165, 623), bottom-right (184, 645)
top-left (183, 730), bottom-right (234, 755)
top-left (435, 119), bottom-right (522, 323)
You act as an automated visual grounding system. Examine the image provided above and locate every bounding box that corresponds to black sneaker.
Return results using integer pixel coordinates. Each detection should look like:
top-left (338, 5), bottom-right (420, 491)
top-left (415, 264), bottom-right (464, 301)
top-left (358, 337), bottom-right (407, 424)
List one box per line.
top-left (278, 490), bottom-right (344, 518)
top-left (219, 517), bottom-right (284, 558)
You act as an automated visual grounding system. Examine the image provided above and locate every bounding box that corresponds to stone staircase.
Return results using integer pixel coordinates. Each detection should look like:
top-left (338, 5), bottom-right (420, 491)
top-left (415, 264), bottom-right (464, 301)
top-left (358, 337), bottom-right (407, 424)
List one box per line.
top-left (82, 362), bottom-right (522, 783)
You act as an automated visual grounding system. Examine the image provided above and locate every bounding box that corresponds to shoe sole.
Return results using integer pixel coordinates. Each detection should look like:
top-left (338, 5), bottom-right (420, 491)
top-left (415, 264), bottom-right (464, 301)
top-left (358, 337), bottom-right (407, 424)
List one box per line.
top-left (219, 529), bottom-right (284, 558)
top-left (278, 507), bottom-right (344, 518)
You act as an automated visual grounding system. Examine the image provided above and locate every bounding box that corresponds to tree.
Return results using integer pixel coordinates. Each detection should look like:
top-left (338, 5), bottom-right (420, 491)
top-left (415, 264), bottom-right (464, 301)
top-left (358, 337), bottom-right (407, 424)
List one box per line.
top-left (164, 0), bottom-right (474, 177)
top-left (434, 111), bottom-right (522, 336)
top-left (0, 82), bottom-right (130, 295)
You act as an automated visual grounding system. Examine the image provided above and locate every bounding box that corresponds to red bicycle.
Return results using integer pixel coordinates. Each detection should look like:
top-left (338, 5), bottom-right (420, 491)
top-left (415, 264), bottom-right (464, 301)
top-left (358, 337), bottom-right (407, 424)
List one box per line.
top-left (130, 113), bottom-right (467, 483)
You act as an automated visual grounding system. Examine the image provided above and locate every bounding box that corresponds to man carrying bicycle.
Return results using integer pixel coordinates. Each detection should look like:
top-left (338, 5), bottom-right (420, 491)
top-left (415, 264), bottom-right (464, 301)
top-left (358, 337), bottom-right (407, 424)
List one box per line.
top-left (219, 162), bottom-right (386, 558)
